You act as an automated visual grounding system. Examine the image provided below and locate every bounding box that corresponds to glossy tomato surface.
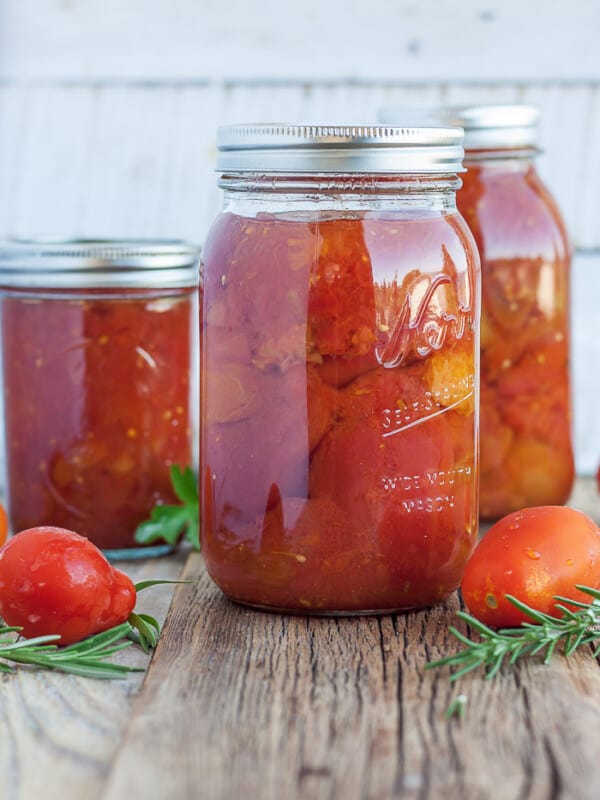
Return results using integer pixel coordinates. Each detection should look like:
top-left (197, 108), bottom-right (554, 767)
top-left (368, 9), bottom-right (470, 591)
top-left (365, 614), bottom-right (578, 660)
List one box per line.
top-left (461, 506), bottom-right (600, 627)
top-left (0, 527), bottom-right (136, 644)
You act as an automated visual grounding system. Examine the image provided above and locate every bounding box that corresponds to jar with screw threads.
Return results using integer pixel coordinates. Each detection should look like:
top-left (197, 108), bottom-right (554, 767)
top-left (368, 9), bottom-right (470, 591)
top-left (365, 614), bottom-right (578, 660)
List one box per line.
top-left (380, 105), bottom-right (574, 518)
top-left (201, 124), bottom-right (481, 613)
top-left (0, 239), bottom-right (199, 557)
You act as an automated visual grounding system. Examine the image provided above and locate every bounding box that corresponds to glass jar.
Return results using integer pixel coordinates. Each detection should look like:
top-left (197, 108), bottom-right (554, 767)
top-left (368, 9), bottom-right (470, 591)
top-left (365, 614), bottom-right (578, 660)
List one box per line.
top-left (201, 125), bottom-right (481, 614)
top-left (380, 105), bottom-right (575, 518)
top-left (0, 240), bottom-right (199, 557)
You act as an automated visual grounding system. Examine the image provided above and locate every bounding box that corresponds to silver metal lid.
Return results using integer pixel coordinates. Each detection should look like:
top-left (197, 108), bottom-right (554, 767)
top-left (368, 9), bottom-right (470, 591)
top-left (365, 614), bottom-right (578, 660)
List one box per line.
top-left (378, 105), bottom-right (539, 151)
top-left (217, 124), bottom-right (465, 173)
top-left (0, 239), bottom-right (200, 289)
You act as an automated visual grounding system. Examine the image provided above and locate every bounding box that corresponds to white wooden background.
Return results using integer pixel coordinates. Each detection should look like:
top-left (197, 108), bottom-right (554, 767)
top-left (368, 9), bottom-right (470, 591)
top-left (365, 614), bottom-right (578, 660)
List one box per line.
top-left (0, 0), bottom-right (598, 474)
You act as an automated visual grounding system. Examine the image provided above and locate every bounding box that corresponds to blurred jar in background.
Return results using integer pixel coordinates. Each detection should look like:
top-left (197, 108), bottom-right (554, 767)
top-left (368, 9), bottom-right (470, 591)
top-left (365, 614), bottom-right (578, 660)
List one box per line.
top-left (0, 240), bottom-right (199, 557)
top-left (381, 105), bottom-right (575, 518)
top-left (201, 124), bottom-right (480, 614)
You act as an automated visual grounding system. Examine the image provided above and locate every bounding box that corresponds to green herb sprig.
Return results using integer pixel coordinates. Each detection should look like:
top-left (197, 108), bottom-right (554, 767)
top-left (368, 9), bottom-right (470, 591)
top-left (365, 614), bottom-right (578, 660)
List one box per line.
top-left (428, 585), bottom-right (600, 682)
top-left (134, 465), bottom-right (199, 550)
top-left (0, 623), bottom-right (141, 679)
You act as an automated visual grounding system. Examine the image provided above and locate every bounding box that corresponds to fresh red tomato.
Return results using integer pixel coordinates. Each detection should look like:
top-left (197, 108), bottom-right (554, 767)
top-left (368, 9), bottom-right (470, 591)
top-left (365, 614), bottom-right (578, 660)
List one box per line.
top-left (0, 503), bottom-right (8, 546)
top-left (0, 526), bottom-right (136, 644)
top-left (461, 506), bottom-right (600, 627)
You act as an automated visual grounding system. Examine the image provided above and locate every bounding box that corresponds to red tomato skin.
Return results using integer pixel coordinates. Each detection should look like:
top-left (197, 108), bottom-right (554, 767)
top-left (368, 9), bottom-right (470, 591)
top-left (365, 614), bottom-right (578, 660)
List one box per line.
top-left (461, 506), bottom-right (600, 627)
top-left (0, 527), bottom-right (136, 644)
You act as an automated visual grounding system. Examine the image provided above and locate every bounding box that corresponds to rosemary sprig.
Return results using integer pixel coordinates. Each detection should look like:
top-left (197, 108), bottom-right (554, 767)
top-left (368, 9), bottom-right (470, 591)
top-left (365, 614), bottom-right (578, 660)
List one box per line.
top-left (134, 465), bottom-right (199, 550)
top-left (0, 623), bottom-right (142, 679)
top-left (428, 585), bottom-right (600, 681)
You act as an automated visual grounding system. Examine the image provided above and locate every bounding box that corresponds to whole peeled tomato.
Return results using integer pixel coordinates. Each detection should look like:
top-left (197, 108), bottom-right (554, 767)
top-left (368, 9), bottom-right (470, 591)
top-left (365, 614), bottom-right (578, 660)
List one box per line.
top-left (461, 506), bottom-right (600, 627)
top-left (0, 526), bottom-right (136, 644)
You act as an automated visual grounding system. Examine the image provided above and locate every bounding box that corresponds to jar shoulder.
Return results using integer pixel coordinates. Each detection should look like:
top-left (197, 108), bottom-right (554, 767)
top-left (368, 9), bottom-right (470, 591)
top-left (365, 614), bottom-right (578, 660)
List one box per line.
top-left (458, 164), bottom-right (570, 261)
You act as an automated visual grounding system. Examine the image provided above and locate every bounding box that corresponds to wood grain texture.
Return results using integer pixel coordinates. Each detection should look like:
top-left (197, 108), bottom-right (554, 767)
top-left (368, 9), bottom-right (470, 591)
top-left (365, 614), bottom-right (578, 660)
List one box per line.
top-left (0, 551), bottom-right (187, 800)
top-left (103, 484), bottom-right (600, 800)
top-left (1, 0), bottom-right (599, 82)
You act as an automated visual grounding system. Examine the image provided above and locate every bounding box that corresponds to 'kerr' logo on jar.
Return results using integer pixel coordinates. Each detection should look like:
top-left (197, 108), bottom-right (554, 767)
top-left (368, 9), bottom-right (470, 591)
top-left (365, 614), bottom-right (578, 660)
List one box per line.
top-left (375, 269), bottom-right (474, 369)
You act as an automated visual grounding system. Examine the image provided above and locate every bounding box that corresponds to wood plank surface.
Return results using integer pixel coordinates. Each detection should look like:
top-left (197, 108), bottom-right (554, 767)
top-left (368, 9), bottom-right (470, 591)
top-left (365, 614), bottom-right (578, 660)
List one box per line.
top-left (102, 480), bottom-right (600, 800)
top-left (0, 550), bottom-right (187, 800)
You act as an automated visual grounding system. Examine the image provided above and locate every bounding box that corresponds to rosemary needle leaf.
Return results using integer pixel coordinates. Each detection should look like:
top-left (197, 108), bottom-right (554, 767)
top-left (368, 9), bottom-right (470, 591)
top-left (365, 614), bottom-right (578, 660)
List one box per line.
top-left (509, 644), bottom-right (525, 665)
top-left (576, 585), bottom-right (600, 601)
top-left (446, 625), bottom-right (475, 647)
top-left (134, 579), bottom-right (194, 593)
top-left (543, 640), bottom-right (558, 664)
top-left (444, 694), bottom-right (468, 720)
top-left (563, 634), bottom-right (573, 655)
top-left (553, 604), bottom-right (580, 621)
top-left (137, 613), bottom-right (160, 633)
top-left (454, 611), bottom-right (498, 637)
top-left (448, 659), bottom-right (484, 682)
top-left (552, 595), bottom-right (593, 609)
top-left (39, 661), bottom-right (142, 680)
top-left (529, 639), bottom-right (551, 657)
top-left (87, 643), bottom-right (136, 658)
top-left (0, 634), bottom-right (61, 652)
top-left (127, 612), bottom-right (160, 653)
top-left (504, 596), bottom-right (554, 624)
top-left (3, 650), bottom-right (140, 678)
top-left (486, 655), bottom-right (505, 680)
top-left (566, 629), bottom-right (587, 656)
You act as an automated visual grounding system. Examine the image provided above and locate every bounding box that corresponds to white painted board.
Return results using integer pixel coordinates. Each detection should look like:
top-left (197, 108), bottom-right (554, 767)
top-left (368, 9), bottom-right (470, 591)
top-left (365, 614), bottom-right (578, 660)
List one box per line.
top-left (0, 82), bottom-right (598, 249)
top-left (0, 0), bottom-right (599, 82)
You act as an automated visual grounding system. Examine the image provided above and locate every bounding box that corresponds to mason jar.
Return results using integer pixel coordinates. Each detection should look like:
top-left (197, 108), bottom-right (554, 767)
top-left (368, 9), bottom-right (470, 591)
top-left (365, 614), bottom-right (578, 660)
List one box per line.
top-left (201, 125), bottom-right (481, 613)
top-left (381, 105), bottom-right (575, 519)
top-left (0, 240), bottom-right (199, 557)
